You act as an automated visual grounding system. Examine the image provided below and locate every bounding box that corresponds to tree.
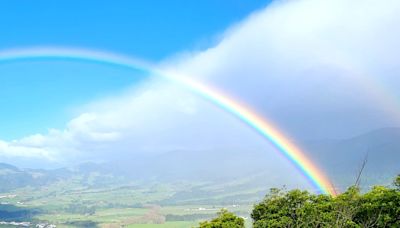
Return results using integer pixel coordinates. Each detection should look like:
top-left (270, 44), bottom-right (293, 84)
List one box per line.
top-left (252, 188), bottom-right (336, 227)
top-left (331, 186), bottom-right (360, 227)
top-left (251, 175), bottom-right (400, 228)
top-left (394, 174), bottom-right (400, 190)
top-left (354, 186), bottom-right (400, 227)
top-left (198, 209), bottom-right (245, 228)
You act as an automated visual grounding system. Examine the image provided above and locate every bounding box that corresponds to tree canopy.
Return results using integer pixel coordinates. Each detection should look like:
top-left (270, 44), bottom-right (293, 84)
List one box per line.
top-left (198, 209), bottom-right (245, 228)
top-left (199, 175), bottom-right (400, 228)
top-left (251, 175), bottom-right (400, 228)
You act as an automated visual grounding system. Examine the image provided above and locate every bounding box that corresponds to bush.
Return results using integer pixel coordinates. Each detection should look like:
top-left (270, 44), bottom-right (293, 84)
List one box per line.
top-left (251, 175), bottom-right (400, 228)
top-left (198, 209), bottom-right (245, 228)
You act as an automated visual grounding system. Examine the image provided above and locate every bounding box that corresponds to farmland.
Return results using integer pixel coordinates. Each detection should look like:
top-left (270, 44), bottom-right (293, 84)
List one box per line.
top-left (0, 172), bottom-right (259, 227)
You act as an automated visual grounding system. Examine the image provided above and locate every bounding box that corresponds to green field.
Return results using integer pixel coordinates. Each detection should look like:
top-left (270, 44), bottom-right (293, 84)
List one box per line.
top-left (0, 175), bottom-right (260, 227)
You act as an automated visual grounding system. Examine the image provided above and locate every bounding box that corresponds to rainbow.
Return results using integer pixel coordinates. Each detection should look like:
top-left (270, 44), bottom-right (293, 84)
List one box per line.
top-left (0, 47), bottom-right (337, 196)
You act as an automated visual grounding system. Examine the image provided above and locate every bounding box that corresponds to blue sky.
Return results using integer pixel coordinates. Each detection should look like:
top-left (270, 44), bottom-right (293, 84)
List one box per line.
top-left (1, 0), bottom-right (269, 59)
top-left (0, 0), bottom-right (270, 140)
top-left (0, 60), bottom-right (145, 139)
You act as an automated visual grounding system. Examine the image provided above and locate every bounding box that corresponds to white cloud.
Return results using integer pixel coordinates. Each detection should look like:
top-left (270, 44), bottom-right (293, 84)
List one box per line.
top-left (0, 79), bottom-right (268, 163)
top-left (167, 0), bottom-right (400, 138)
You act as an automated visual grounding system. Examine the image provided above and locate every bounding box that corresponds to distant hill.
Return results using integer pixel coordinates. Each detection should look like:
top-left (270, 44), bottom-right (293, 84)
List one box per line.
top-left (304, 127), bottom-right (400, 190)
top-left (0, 163), bottom-right (19, 171)
top-left (0, 163), bottom-right (72, 192)
top-left (0, 128), bottom-right (399, 193)
top-left (106, 128), bottom-right (400, 190)
top-left (107, 149), bottom-right (270, 181)
top-left (0, 162), bottom-right (131, 193)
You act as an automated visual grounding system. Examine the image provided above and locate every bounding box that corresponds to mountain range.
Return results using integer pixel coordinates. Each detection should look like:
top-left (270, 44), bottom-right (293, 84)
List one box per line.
top-left (0, 128), bottom-right (399, 193)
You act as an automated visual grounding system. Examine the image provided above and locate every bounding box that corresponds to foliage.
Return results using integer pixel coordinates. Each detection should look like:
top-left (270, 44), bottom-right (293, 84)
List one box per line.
top-left (65, 203), bottom-right (96, 215)
top-left (251, 175), bottom-right (400, 228)
top-left (0, 204), bottom-right (40, 221)
top-left (166, 213), bottom-right (214, 221)
top-left (394, 174), bottom-right (400, 190)
top-left (197, 209), bottom-right (245, 228)
top-left (63, 220), bottom-right (99, 227)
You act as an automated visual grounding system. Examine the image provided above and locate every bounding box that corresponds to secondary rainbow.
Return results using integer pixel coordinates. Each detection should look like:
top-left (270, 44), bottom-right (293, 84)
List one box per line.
top-left (0, 47), bottom-right (337, 196)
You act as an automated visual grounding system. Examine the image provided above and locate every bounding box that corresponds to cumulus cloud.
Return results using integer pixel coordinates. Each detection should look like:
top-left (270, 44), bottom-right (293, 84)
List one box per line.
top-left (168, 0), bottom-right (400, 138)
top-left (0, 80), bottom-right (268, 163)
top-left (1, 0), bottom-right (400, 167)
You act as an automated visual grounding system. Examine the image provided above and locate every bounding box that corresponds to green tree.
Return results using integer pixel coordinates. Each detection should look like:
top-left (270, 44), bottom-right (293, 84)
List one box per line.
top-left (198, 209), bottom-right (244, 228)
top-left (354, 186), bottom-right (400, 227)
top-left (251, 175), bottom-right (400, 228)
top-left (252, 188), bottom-right (336, 227)
top-left (331, 186), bottom-right (360, 227)
top-left (394, 174), bottom-right (400, 190)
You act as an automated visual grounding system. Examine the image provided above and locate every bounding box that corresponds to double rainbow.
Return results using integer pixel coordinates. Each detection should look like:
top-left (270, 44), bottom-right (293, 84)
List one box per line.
top-left (0, 47), bottom-right (337, 196)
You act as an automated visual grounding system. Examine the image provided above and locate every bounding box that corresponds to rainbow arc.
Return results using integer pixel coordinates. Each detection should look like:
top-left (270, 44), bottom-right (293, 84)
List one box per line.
top-left (0, 47), bottom-right (337, 196)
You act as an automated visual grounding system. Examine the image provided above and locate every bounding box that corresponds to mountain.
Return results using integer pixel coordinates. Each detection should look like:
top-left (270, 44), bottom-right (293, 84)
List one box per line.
top-left (0, 163), bottom-right (72, 192)
top-left (107, 149), bottom-right (271, 181)
top-left (106, 128), bottom-right (400, 189)
top-left (304, 127), bottom-right (400, 190)
top-left (0, 163), bottom-right (19, 171)
top-left (0, 128), bottom-right (399, 193)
